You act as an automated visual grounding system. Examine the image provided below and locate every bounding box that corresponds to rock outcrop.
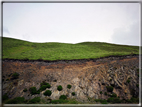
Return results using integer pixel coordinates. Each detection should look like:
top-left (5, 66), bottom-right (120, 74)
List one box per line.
top-left (2, 55), bottom-right (140, 102)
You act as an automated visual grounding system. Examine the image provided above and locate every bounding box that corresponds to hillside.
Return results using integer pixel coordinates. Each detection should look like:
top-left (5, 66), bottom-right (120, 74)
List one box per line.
top-left (2, 55), bottom-right (139, 104)
top-left (2, 37), bottom-right (140, 104)
top-left (2, 37), bottom-right (139, 61)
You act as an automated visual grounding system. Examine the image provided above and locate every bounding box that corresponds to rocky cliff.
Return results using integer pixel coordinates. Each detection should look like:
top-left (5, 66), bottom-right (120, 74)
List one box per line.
top-left (2, 55), bottom-right (140, 103)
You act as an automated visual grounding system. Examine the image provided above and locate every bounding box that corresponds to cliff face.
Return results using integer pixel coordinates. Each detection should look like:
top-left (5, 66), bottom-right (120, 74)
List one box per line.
top-left (2, 55), bottom-right (139, 102)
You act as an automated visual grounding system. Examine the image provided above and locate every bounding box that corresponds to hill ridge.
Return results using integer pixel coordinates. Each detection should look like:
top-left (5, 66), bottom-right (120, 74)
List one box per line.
top-left (2, 37), bottom-right (139, 61)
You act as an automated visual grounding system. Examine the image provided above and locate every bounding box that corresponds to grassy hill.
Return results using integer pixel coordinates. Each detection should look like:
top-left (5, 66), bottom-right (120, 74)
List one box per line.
top-left (2, 37), bottom-right (139, 61)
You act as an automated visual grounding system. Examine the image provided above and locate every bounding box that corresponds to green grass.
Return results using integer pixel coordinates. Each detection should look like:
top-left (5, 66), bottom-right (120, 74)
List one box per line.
top-left (2, 37), bottom-right (139, 61)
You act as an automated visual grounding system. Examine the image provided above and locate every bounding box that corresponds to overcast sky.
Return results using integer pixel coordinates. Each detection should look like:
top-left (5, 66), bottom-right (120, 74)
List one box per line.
top-left (3, 3), bottom-right (140, 46)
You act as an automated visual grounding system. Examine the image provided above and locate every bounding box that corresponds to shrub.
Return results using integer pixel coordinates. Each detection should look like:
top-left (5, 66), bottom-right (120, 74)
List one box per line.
top-left (104, 92), bottom-right (107, 95)
top-left (106, 86), bottom-right (113, 92)
top-left (136, 84), bottom-right (139, 88)
top-left (59, 95), bottom-right (67, 100)
top-left (44, 90), bottom-right (52, 96)
top-left (51, 99), bottom-right (68, 104)
top-left (2, 93), bottom-right (8, 101)
top-left (107, 97), bottom-right (114, 103)
top-left (94, 99), bottom-right (101, 102)
top-left (39, 85), bottom-right (48, 92)
top-left (100, 91), bottom-right (102, 94)
top-left (6, 97), bottom-right (25, 104)
top-left (53, 80), bottom-right (57, 82)
top-left (72, 92), bottom-right (75, 96)
top-left (23, 88), bottom-right (27, 92)
top-left (57, 85), bottom-right (63, 91)
top-left (130, 97), bottom-right (139, 103)
top-left (67, 84), bottom-right (72, 89)
top-left (40, 82), bottom-right (51, 88)
top-left (127, 79), bottom-right (130, 83)
top-left (29, 97), bottom-right (40, 104)
top-left (137, 69), bottom-right (139, 72)
top-left (6, 79), bottom-right (9, 81)
top-left (100, 99), bottom-right (108, 104)
top-left (111, 93), bottom-right (117, 97)
top-left (12, 72), bottom-right (19, 79)
top-left (107, 97), bottom-right (121, 103)
top-left (113, 97), bottom-right (121, 103)
top-left (29, 87), bottom-right (38, 95)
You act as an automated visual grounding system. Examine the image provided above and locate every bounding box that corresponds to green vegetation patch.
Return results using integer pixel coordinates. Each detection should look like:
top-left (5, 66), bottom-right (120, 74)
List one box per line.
top-left (72, 92), bottom-right (75, 96)
top-left (127, 79), bottom-right (130, 83)
top-left (106, 86), bottom-right (113, 92)
top-left (2, 93), bottom-right (9, 102)
top-left (29, 97), bottom-right (41, 104)
top-left (67, 84), bottom-right (72, 89)
top-left (40, 81), bottom-right (51, 88)
top-left (57, 85), bottom-right (63, 91)
top-left (51, 99), bottom-right (68, 104)
top-left (29, 87), bottom-right (39, 95)
top-left (59, 95), bottom-right (67, 100)
top-left (104, 92), bottom-right (107, 95)
top-left (2, 37), bottom-right (139, 61)
top-left (23, 88), bottom-right (27, 92)
top-left (12, 72), bottom-right (19, 79)
top-left (44, 90), bottom-right (52, 96)
top-left (6, 97), bottom-right (25, 104)
top-left (111, 93), bottom-right (117, 97)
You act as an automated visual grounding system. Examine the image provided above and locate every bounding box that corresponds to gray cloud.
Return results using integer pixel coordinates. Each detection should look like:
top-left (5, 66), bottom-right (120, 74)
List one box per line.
top-left (110, 21), bottom-right (140, 46)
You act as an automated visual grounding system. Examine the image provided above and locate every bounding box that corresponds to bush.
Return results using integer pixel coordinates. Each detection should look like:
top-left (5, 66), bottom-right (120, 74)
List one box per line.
top-left (66, 99), bottom-right (79, 104)
top-left (44, 90), bottom-right (52, 96)
top-left (29, 87), bottom-right (38, 95)
top-left (104, 92), bottom-right (107, 95)
top-left (2, 93), bottom-right (8, 101)
top-left (23, 88), bottom-right (27, 92)
top-left (39, 85), bottom-right (48, 92)
top-left (40, 82), bottom-right (51, 88)
top-left (130, 97), bottom-right (139, 103)
top-left (111, 93), bottom-right (117, 97)
top-left (106, 86), bottom-right (113, 92)
top-left (136, 84), bottom-right (139, 88)
top-left (94, 99), bottom-right (101, 102)
top-left (6, 97), bottom-right (25, 104)
top-left (100, 99), bottom-right (108, 104)
top-left (53, 80), bottom-right (57, 82)
top-left (57, 85), bottom-right (63, 91)
top-left (107, 97), bottom-right (114, 103)
top-left (127, 79), bottom-right (130, 83)
top-left (72, 92), bottom-right (75, 96)
top-left (6, 79), bottom-right (9, 81)
top-left (12, 72), bottom-right (19, 79)
top-left (107, 97), bottom-right (121, 103)
top-left (59, 95), bottom-right (67, 100)
top-left (29, 97), bottom-right (40, 104)
top-left (67, 84), bottom-right (72, 89)
top-left (113, 97), bottom-right (121, 103)
top-left (51, 99), bottom-right (68, 104)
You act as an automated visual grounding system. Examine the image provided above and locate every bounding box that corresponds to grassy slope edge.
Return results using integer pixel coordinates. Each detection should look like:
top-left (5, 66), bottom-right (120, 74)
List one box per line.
top-left (2, 37), bottom-right (139, 61)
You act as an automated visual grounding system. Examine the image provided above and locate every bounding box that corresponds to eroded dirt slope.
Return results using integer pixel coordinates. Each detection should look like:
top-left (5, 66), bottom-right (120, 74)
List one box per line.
top-left (2, 55), bottom-right (140, 102)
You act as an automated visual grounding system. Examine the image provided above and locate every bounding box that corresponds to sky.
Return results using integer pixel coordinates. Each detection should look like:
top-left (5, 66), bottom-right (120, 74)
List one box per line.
top-left (3, 2), bottom-right (141, 46)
